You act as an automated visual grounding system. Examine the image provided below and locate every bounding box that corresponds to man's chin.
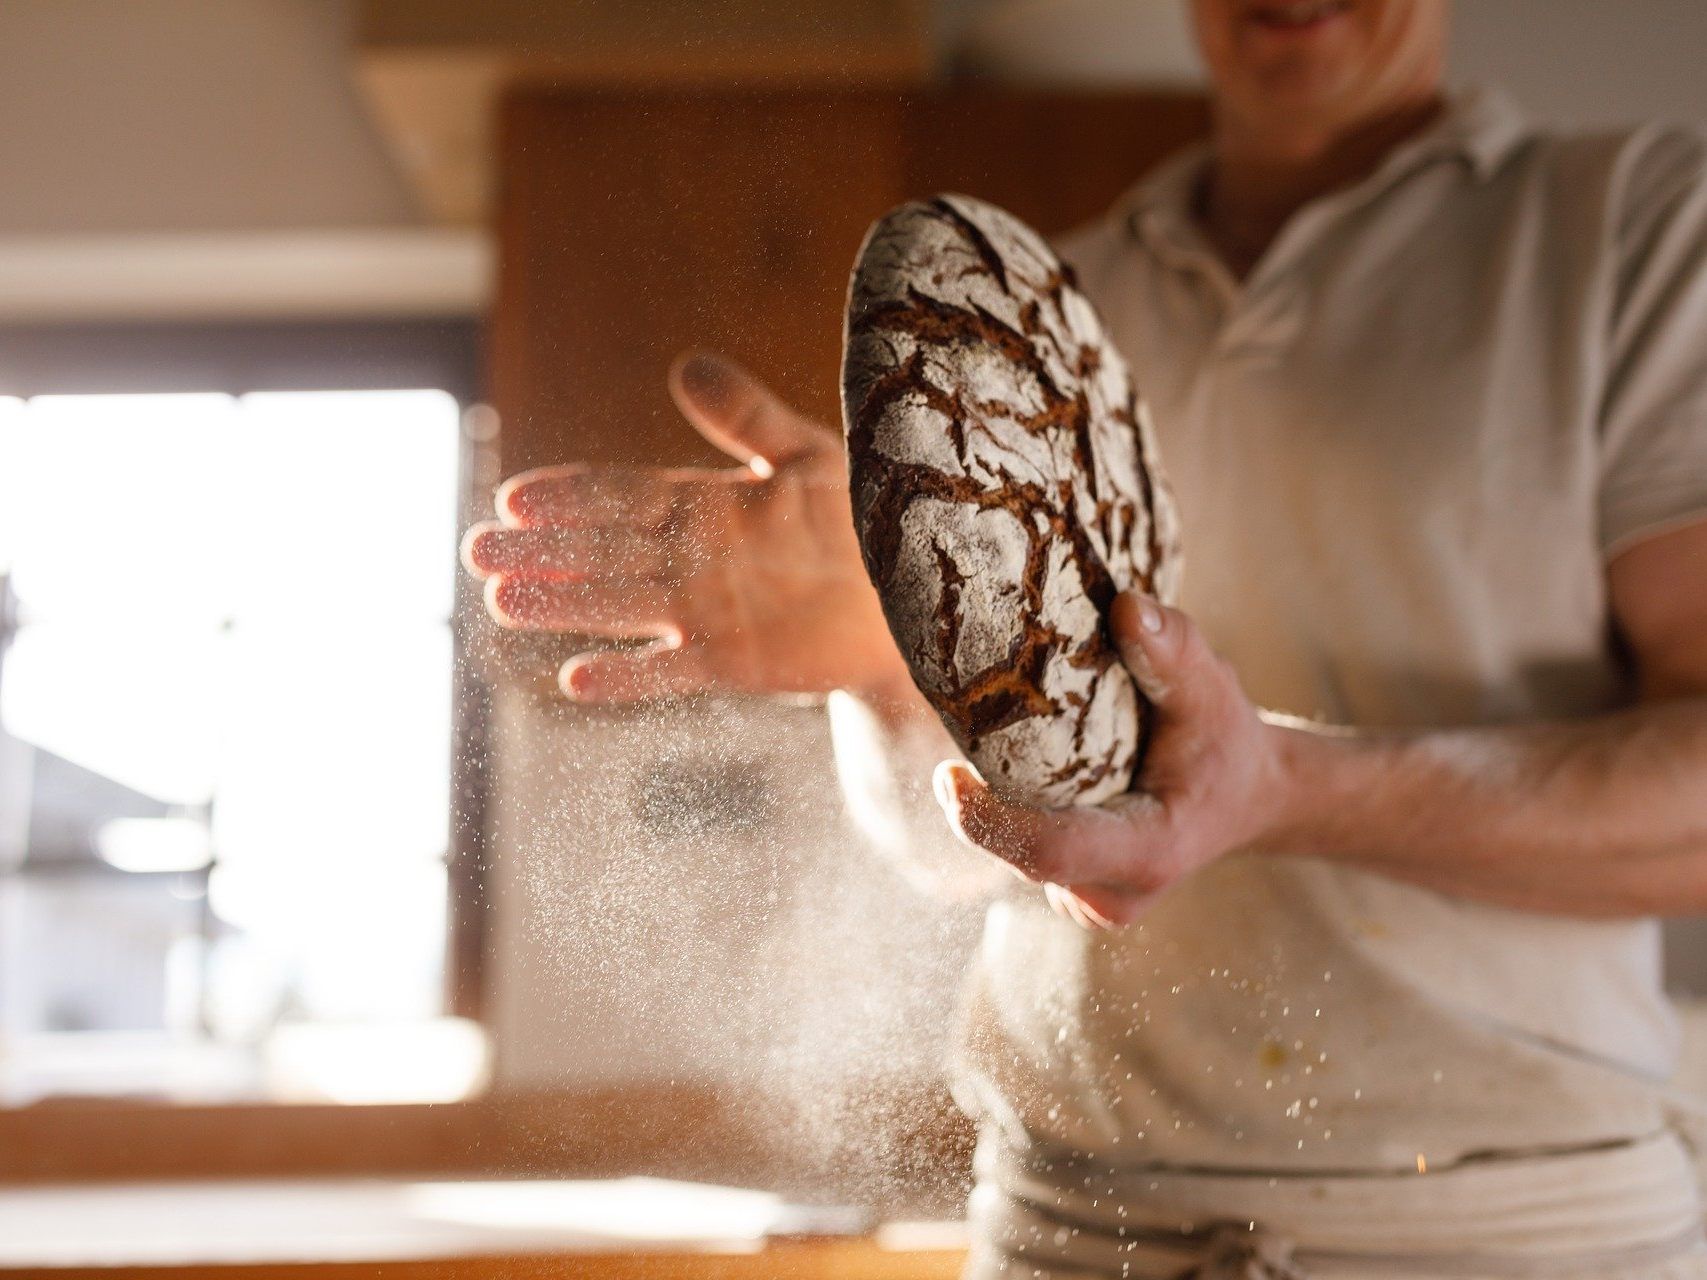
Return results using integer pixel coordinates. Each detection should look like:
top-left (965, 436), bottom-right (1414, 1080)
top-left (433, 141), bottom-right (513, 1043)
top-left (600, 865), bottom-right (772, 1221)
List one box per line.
top-left (1226, 69), bottom-right (1368, 128)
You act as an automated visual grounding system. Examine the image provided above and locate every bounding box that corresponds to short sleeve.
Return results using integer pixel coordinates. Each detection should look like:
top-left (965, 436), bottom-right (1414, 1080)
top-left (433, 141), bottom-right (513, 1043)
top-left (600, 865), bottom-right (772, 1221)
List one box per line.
top-left (1598, 126), bottom-right (1707, 558)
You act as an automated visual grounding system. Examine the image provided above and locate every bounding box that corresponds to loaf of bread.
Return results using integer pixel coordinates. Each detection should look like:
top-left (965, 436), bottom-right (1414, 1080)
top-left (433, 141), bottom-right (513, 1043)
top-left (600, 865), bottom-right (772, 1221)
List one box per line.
top-left (841, 194), bottom-right (1181, 807)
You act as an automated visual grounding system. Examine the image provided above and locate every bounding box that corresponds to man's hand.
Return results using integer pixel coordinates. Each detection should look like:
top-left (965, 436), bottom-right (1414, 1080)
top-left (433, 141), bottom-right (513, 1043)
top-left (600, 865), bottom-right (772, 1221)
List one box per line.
top-left (933, 592), bottom-right (1298, 928)
top-left (463, 352), bottom-right (908, 701)
top-left (935, 517), bottom-right (1707, 925)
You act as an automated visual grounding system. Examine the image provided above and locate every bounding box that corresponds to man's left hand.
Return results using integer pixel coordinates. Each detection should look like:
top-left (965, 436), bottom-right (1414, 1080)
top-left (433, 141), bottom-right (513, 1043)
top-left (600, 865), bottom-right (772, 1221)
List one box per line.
top-left (933, 592), bottom-right (1300, 928)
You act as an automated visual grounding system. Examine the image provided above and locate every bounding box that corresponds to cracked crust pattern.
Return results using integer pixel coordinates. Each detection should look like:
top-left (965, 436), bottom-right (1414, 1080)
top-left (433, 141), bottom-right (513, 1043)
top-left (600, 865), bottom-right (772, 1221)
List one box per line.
top-left (841, 194), bottom-right (1182, 807)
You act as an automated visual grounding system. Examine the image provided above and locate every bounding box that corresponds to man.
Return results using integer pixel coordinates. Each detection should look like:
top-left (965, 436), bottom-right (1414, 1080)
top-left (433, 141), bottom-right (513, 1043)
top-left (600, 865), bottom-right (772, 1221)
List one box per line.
top-left (465, 0), bottom-right (1707, 1273)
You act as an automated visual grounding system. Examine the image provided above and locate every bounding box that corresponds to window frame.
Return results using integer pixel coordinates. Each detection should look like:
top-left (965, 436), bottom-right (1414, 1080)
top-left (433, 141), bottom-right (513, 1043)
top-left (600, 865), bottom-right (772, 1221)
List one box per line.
top-left (0, 317), bottom-right (495, 1049)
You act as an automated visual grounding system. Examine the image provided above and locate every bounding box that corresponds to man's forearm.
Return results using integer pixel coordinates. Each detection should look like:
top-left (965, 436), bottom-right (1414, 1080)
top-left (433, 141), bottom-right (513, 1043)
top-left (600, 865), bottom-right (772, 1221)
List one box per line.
top-left (1269, 696), bottom-right (1707, 915)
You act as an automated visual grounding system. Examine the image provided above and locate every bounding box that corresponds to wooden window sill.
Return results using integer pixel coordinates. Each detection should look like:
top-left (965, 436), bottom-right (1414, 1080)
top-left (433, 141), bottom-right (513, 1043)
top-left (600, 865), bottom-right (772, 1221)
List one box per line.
top-left (0, 1082), bottom-right (974, 1212)
top-left (0, 1175), bottom-right (968, 1279)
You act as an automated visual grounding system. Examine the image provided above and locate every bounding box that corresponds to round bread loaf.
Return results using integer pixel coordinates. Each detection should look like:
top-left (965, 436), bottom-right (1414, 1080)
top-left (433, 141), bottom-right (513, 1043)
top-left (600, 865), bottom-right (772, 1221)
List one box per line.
top-left (841, 194), bottom-right (1181, 807)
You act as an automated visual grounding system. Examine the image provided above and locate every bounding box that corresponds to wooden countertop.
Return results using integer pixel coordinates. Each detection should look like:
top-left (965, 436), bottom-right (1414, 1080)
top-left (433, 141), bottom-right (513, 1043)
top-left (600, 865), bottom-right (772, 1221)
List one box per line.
top-left (0, 1176), bottom-right (967, 1278)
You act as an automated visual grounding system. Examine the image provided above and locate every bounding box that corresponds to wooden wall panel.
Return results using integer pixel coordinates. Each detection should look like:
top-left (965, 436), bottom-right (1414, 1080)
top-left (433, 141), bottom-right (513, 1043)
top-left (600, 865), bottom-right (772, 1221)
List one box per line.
top-left (1, 1239), bottom-right (966, 1280)
top-left (0, 1080), bottom-right (971, 1208)
top-left (491, 89), bottom-right (1207, 473)
top-left (493, 91), bottom-right (902, 471)
top-left (903, 93), bottom-right (1211, 237)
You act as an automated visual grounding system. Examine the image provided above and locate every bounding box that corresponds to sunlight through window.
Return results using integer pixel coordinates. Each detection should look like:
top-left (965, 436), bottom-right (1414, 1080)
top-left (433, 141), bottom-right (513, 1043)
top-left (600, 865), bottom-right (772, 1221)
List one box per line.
top-left (0, 389), bottom-right (470, 1104)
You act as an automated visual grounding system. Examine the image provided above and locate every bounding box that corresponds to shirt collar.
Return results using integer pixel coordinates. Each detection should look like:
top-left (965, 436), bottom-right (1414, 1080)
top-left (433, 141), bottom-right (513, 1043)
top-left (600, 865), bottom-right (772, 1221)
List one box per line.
top-left (1415, 84), bottom-right (1529, 180)
top-left (1120, 85), bottom-right (1530, 250)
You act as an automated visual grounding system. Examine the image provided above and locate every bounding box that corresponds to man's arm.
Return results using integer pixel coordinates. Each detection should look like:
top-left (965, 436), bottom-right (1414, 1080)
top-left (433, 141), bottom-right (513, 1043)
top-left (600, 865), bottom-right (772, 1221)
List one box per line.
top-left (937, 518), bottom-right (1707, 924)
top-left (827, 679), bottom-right (1011, 900)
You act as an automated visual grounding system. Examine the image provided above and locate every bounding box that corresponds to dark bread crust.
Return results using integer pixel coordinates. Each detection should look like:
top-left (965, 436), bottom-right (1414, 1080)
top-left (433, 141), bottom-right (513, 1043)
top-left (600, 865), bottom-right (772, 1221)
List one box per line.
top-left (841, 194), bottom-right (1181, 807)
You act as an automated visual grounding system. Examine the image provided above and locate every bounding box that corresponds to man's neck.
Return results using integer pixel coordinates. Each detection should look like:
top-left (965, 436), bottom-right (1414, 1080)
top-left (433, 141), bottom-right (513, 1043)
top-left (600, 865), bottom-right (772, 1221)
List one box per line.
top-left (1200, 93), bottom-right (1447, 280)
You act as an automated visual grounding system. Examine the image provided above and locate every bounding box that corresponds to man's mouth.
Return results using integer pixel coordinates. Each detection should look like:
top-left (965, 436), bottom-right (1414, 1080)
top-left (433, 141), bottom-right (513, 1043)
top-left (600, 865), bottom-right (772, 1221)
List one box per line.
top-left (1244, 0), bottom-right (1353, 33)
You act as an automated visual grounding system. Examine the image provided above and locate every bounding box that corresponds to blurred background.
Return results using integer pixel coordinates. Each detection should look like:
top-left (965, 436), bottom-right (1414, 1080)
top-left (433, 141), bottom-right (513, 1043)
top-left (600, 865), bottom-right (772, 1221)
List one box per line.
top-left (3, 2), bottom-right (1707, 1276)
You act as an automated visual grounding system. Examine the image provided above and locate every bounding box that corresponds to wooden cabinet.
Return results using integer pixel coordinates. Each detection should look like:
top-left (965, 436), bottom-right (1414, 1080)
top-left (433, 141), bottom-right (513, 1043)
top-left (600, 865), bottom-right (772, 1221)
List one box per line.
top-left (491, 89), bottom-right (1207, 472)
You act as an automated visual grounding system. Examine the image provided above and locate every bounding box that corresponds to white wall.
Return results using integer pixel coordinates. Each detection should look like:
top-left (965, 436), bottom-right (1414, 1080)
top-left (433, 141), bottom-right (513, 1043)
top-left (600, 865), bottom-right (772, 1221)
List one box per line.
top-left (0, 1), bottom-right (497, 322)
top-left (0, 0), bottom-right (416, 235)
top-left (1450, 0), bottom-right (1707, 129)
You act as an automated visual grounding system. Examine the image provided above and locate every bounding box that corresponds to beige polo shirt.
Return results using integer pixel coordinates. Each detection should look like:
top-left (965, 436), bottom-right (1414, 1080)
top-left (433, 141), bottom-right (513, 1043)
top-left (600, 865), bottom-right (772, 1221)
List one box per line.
top-left (953, 89), bottom-right (1707, 1176)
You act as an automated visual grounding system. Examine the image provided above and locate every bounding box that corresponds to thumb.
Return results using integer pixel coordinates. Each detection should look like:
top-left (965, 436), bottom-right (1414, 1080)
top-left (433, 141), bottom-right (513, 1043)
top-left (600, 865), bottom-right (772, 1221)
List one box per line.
top-left (1109, 591), bottom-right (1218, 719)
top-left (668, 351), bottom-right (834, 477)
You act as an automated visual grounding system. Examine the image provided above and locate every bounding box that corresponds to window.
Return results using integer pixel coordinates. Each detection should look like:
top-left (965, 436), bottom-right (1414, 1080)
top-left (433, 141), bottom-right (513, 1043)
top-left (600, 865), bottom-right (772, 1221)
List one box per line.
top-left (0, 387), bottom-right (485, 1105)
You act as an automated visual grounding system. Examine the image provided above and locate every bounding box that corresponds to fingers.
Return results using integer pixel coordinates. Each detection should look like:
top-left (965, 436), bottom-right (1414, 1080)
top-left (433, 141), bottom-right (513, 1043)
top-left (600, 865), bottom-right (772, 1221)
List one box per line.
top-left (485, 576), bottom-right (678, 638)
top-left (470, 473), bottom-right (719, 639)
top-left (1066, 883), bottom-right (1163, 928)
top-left (1045, 880), bottom-right (1160, 930)
top-left (932, 760), bottom-right (1173, 891)
top-left (560, 643), bottom-right (712, 702)
top-left (496, 465), bottom-right (734, 529)
top-left (1110, 591), bottom-right (1221, 717)
top-left (669, 351), bottom-right (835, 477)
top-left (1043, 883), bottom-right (1097, 929)
top-left (462, 523), bottom-right (667, 580)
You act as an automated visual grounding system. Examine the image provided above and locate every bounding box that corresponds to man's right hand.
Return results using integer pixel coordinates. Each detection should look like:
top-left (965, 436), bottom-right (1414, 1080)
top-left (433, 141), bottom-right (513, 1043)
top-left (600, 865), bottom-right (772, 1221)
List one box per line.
top-left (462, 352), bottom-right (912, 703)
